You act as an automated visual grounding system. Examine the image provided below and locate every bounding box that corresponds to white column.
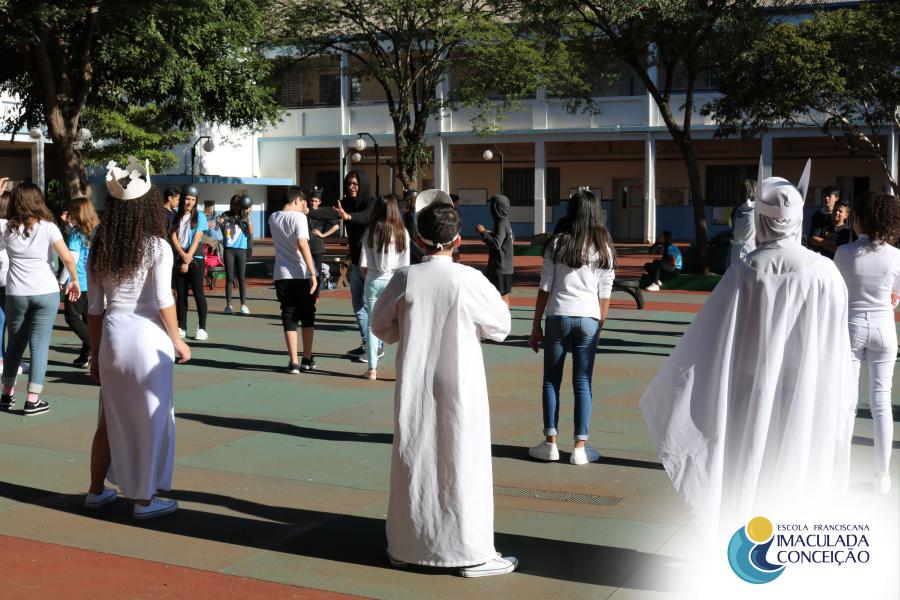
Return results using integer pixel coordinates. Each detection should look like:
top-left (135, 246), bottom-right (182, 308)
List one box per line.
top-left (886, 128), bottom-right (898, 192)
top-left (532, 86), bottom-right (548, 130)
top-left (534, 140), bottom-right (546, 235)
top-left (433, 136), bottom-right (450, 193)
top-left (761, 133), bottom-right (774, 179)
top-left (643, 133), bottom-right (656, 244)
top-left (646, 44), bottom-right (658, 127)
top-left (339, 51), bottom-right (350, 136)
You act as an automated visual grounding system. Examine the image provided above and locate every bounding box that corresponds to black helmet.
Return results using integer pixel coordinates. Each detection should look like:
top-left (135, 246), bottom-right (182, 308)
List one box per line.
top-left (239, 194), bottom-right (252, 209)
top-left (181, 184), bottom-right (199, 199)
top-left (310, 186), bottom-right (323, 200)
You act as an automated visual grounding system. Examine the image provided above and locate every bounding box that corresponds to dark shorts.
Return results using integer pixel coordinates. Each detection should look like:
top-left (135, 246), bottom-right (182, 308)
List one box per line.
top-left (486, 269), bottom-right (513, 296)
top-left (275, 279), bottom-right (316, 331)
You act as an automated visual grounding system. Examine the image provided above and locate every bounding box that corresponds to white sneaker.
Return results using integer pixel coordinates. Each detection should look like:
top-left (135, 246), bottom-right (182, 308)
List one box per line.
top-left (459, 554), bottom-right (518, 578)
top-left (644, 283), bottom-right (660, 292)
top-left (84, 487), bottom-right (117, 509)
top-left (194, 329), bottom-right (208, 341)
top-left (570, 446), bottom-right (601, 465)
top-left (178, 328), bottom-right (186, 339)
top-left (240, 305), bottom-right (250, 315)
top-left (224, 305), bottom-right (234, 315)
top-left (875, 473), bottom-right (892, 495)
top-left (528, 441), bottom-right (560, 461)
top-left (133, 496), bottom-right (178, 520)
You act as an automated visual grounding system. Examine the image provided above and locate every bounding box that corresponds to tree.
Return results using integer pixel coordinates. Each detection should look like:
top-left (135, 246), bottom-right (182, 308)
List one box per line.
top-left (273, 0), bottom-right (578, 191)
top-left (532, 0), bottom-right (786, 272)
top-left (705, 2), bottom-right (900, 193)
top-left (0, 0), bottom-right (282, 201)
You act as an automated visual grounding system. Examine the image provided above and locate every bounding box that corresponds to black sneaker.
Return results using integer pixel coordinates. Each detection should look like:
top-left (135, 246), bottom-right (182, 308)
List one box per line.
top-left (73, 354), bottom-right (91, 368)
top-left (377, 347), bottom-right (385, 360)
top-left (23, 399), bottom-right (50, 415)
top-left (300, 356), bottom-right (316, 371)
top-left (0, 393), bottom-right (14, 411)
top-left (354, 346), bottom-right (385, 363)
top-left (346, 345), bottom-right (366, 359)
top-left (286, 362), bottom-right (300, 374)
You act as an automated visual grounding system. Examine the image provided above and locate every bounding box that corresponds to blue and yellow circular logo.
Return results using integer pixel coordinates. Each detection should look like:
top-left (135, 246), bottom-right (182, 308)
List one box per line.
top-left (727, 516), bottom-right (785, 584)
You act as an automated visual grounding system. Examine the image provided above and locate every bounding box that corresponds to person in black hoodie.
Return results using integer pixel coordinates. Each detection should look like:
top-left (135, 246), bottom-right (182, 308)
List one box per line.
top-left (476, 194), bottom-right (515, 306)
top-left (336, 170), bottom-right (383, 360)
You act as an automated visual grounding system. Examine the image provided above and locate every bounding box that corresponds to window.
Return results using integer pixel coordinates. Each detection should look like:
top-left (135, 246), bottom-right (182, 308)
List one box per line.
top-left (501, 167), bottom-right (560, 207)
top-left (273, 57), bottom-right (342, 109)
top-left (705, 165), bottom-right (756, 207)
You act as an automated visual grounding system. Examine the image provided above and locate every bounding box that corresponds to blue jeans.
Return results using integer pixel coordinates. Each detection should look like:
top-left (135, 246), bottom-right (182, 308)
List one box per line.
top-left (2, 292), bottom-right (60, 394)
top-left (364, 274), bottom-right (392, 369)
top-left (542, 316), bottom-right (600, 441)
top-left (349, 264), bottom-right (368, 345)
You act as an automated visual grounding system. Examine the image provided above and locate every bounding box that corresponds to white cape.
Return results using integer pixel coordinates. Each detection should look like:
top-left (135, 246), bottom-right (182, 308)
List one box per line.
top-left (371, 255), bottom-right (511, 566)
top-left (640, 249), bottom-right (855, 538)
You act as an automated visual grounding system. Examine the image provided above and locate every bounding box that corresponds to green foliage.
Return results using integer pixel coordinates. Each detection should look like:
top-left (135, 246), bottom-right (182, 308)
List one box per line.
top-left (273, 0), bottom-right (574, 185)
top-left (80, 105), bottom-right (190, 172)
top-left (706, 2), bottom-right (900, 189)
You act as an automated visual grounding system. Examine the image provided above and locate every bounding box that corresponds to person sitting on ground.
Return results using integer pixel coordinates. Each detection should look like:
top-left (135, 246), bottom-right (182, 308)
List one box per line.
top-left (269, 188), bottom-right (319, 373)
top-left (643, 230), bottom-right (682, 291)
top-left (476, 194), bottom-right (514, 305)
top-left (808, 200), bottom-right (851, 259)
top-left (371, 197), bottom-right (517, 578)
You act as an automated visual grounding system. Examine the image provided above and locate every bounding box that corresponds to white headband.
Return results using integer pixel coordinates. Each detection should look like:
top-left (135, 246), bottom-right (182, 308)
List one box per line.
top-left (419, 233), bottom-right (459, 250)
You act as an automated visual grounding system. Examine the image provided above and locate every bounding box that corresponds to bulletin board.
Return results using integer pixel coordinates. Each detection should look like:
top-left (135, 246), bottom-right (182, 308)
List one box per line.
top-left (456, 187), bottom-right (488, 206)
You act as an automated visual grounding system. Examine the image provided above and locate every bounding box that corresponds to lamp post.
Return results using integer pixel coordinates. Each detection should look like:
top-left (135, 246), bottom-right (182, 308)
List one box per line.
top-left (191, 136), bottom-right (215, 182)
top-left (482, 145), bottom-right (504, 195)
top-left (341, 147), bottom-right (363, 189)
top-left (28, 126), bottom-right (46, 194)
top-left (354, 132), bottom-right (379, 196)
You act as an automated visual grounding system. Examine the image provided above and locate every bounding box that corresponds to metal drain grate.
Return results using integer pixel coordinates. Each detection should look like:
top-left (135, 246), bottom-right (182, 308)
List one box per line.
top-left (494, 485), bottom-right (623, 506)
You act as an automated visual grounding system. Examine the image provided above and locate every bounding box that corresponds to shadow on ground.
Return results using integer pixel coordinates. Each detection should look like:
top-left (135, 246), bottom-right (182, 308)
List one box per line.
top-left (0, 482), bottom-right (688, 593)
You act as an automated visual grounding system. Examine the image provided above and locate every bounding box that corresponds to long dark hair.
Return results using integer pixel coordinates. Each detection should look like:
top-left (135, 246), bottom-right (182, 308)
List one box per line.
top-left (227, 194), bottom-right (242, 217)
top-left (852, 192), bottom-right (900, 244)
top-left (367, 194), bottom-right (407, 254)
top-left (172, 189), bottom-right (199, 233)
top-left (544, 190), bottom-right (615, 269)
top-left (6, 182), bottom-right (54, 236)
top-left (90, 184), bottom-right (167, 285)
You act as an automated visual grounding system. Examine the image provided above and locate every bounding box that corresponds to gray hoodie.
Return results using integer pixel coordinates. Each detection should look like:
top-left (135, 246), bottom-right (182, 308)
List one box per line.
top-left (481, 194), bottom-right (514, 274)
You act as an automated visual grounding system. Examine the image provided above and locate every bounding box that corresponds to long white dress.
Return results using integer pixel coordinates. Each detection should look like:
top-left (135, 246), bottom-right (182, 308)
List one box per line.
top-left (640, 239), bottom-right (855, 539)
top-left (371, 255), bottom-right (511, 566)
top-left (88, 238), bottom-right (176, 500)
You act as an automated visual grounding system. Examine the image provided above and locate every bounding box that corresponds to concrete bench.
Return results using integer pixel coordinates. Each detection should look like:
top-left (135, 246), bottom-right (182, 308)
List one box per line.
top-left (612, 278), bottom-right (644, 309)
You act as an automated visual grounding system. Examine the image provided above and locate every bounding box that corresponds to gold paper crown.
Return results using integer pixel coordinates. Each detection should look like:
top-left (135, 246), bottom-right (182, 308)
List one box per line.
top-left (105, 156), bottom-right (152, 200)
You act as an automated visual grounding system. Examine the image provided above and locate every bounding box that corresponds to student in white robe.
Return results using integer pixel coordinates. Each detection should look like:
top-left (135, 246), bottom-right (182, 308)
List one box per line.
top-left (834, 192), bottom-right (900, 494)
top-left (640, 160), bottom-right (855, 539)
top-left (726, 179), bottom-right (756, 268)
top-left (84, 158), bottom-right (191, 519)
top-left (371, 198), bottom-right (518, 577)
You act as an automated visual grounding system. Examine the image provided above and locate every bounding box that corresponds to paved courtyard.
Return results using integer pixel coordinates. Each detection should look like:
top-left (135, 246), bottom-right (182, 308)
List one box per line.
top-left (0, 245), bottom-right (897, 599)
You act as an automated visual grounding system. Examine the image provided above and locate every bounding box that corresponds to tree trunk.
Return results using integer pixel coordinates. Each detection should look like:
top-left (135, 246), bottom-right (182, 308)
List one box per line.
top-left (57, 137), bottom-right (89, 203)
top-left (680, 138), bottom-right (709, 274)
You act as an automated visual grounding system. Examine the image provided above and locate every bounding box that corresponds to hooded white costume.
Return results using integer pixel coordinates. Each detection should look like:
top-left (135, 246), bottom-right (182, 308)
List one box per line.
top-left (640, 160), bottom-right (855, 538)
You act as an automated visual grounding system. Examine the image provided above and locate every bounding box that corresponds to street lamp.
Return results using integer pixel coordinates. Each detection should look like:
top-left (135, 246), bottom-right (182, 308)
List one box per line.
top-left (191, 135), bottom-right (215, 182)
top-left (354, 132), bottom-right (379, 196)
top-left (482, 145), bottom-right (504, 195)
top-left (28, 126), bottom-right (46, 194)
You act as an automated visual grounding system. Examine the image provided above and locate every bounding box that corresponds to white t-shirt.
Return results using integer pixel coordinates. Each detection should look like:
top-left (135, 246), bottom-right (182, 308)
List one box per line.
top-left (539, 240), bottom-right (615, 320)
top-left (268, 210), bottom-right (311, 280)
top-left (834, 235), bottom-right (900, 319)
top-left (0, 219), bottom-right (64, 296)
top-left (0, 248), bottom-right (8, 288)
top-left (360, 229), bottom-right (411, 276)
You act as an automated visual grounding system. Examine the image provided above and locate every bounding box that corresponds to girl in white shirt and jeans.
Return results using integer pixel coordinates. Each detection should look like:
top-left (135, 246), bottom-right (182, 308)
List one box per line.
top-left (834, 191), bottom-right (900, 494)
top-left (360, 195), bottom-right (410, 380)
top-left (0, 182), bottom-right (80, 415)
top-left (528, 190), bottom-right (615, 465)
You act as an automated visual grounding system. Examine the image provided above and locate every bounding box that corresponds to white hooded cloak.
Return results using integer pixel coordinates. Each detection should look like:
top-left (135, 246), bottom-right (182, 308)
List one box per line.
top-left (371, 255), bottom-right (511, 566)
top-left (640, 167), bottom-right (855, 539)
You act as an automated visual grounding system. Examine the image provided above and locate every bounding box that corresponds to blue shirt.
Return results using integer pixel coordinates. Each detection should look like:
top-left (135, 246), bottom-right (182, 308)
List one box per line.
top-left (219, 214), bottom-right (248, 250)
top-left (177, 212), bottom-right (209, 258)
top-left (67, 229), bottom-right (91, 291)
top-left (666, 244), bottom-right (683, 270)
